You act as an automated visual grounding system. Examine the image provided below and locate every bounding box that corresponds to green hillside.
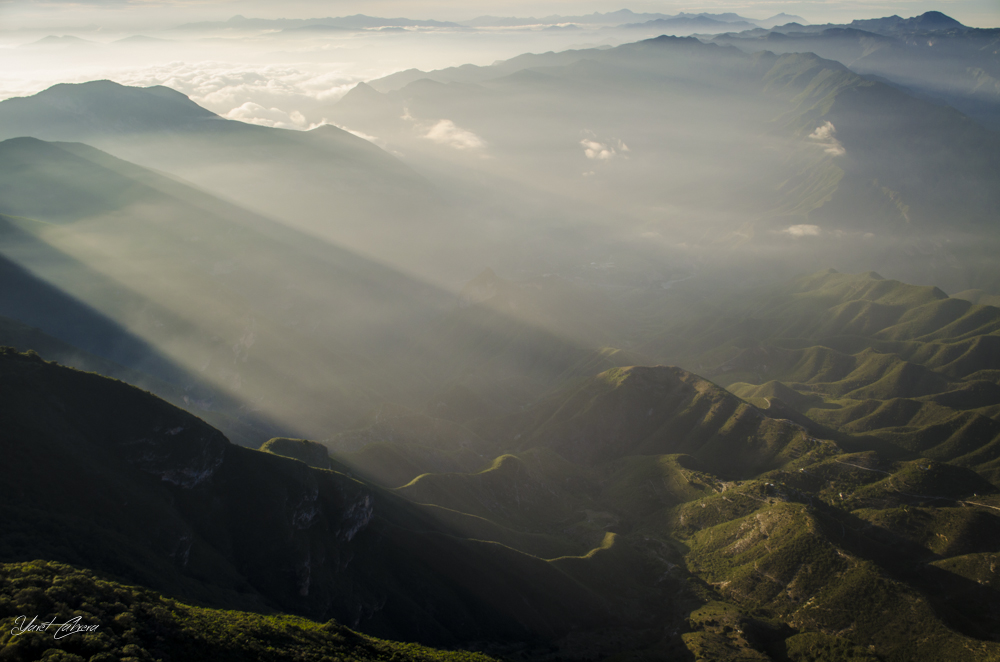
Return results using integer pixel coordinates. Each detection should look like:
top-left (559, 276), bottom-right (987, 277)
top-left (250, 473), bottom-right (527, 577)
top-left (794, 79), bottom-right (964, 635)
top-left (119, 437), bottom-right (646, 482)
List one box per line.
top-left (641, 269), bottom-right (1000, 484)
top-left (0, 560), bottom-right (495, 662)
top-left (7, 257), bottom-right (1000, 660)
top-left (485, 365), bottom-right (812, 478)
top-left (360, 365), bottom-right (1000, 660)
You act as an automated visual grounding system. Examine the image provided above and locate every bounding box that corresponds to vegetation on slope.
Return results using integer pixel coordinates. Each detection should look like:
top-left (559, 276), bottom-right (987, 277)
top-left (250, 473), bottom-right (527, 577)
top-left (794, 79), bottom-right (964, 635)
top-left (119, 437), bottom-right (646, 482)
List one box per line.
top-left (7, 267), bottom-right (1000, 660)
top-left (0, 560), bottom-right (496, 662)
top-left (644, 269), bottom-right (1000, 484)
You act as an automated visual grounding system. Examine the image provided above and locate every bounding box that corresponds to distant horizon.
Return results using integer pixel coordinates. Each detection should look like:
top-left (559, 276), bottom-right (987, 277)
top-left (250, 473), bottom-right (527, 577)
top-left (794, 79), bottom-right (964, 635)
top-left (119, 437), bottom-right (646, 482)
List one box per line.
top-left (0, 2), bottom-right (997, 32)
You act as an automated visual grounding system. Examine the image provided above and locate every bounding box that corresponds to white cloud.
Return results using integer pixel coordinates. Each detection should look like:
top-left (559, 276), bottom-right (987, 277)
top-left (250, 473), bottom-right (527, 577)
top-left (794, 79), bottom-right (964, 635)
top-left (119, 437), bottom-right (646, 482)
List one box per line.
top-left (399, 107), bottom-right (484, 151)
top-left (580, 135), bottom-right (629, 160)
top-left (808, 120), bottom-right (845, 156)
top-left (781, 224), bottom-right (821, 237)
top-left (59, 61), bottom-right (363, 131)
top-left (117, 62), bottom-right (357, 107)
top-left (223, 101), bottom-right (320, 130)
top-left (422, 119), bottom-right (485, 150)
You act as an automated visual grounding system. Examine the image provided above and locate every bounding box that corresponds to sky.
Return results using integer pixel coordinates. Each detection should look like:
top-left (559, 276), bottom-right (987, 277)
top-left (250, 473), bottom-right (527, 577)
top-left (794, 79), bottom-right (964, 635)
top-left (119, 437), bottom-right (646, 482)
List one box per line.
top-left (0, 0), bottom-right (997, 29)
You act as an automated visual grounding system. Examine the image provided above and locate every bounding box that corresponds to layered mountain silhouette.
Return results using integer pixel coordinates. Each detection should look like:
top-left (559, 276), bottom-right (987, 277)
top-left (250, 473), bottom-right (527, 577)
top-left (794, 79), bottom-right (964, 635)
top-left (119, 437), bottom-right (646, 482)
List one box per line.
top-left (331, 32), bottom-right (1000, 293)
top-left (713, 12), bottom-right (1000, 131)
top-left (0, 81), bottom-right (463, 282)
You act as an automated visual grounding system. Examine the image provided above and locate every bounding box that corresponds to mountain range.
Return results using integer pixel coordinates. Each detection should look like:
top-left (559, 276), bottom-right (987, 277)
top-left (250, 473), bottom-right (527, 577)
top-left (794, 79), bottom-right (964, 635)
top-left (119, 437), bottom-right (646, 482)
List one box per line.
top-left (2, 12), bottom-right (1000, 662)
top-left (332, 29), bottom-right (1000, 294)
top-left (6, 262), bottom-right (1000, 659)
top-left (0, 81), bottom-right (452, 279)
top-left (169, 10), bottom-right (807, 32)
top-left (712, 11), bottom-right (1000, 131)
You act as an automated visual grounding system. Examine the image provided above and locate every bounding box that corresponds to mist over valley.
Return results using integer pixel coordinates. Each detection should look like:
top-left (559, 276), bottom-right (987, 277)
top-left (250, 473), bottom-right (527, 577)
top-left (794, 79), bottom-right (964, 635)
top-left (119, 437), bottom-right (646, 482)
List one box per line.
top-left (1, 3), bottom-right (999, 661)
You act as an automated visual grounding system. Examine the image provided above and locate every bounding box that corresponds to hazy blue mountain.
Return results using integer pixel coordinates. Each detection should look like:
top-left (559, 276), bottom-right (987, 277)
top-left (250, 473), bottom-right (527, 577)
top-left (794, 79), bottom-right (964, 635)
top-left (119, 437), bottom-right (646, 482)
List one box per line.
top-left (848, 10), bottom-right (967, 36)
top-left (460, 9), bottom-right (793, 29)
top-left (713, 13), bottom-right (1000, 131)
top-left (0, 80), bottom-right (218, 138)
top-left (750, 10), bottom-right (971, 37)
top-left (0, 80), bottom-right (465, 283)
top-left (333, 34), bottom-right (1000, 293)
top-left (20, 35), bottom-right (97, 48)
top-left (756, 13), bottom-right (809, 28)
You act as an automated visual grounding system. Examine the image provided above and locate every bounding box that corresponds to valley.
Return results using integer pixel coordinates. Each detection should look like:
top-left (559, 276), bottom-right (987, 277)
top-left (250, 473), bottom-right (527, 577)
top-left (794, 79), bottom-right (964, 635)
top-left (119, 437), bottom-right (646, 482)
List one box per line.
top-left (1, 6), bottom-right (999, 662)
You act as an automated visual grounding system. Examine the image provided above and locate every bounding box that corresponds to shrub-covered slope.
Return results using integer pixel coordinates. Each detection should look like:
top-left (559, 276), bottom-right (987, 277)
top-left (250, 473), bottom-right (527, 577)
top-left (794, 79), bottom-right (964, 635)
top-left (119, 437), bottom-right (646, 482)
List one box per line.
top-left (0, 560), bottom-right (496, 662)
top-left (643, 269), bottom-right (1000, 484)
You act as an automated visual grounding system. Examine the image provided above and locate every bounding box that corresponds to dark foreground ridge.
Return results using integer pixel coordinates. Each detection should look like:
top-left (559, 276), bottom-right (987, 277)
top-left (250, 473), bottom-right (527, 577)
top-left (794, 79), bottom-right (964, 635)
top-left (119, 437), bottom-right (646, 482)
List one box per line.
top-left (3, 331), bottom-right (1000, 659)
top-left (0, 560), bottom-right (495, 662)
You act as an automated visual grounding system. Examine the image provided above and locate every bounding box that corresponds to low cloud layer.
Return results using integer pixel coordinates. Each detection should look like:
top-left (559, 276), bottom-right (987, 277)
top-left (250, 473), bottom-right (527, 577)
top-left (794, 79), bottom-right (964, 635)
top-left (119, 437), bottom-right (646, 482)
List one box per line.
top-left (808, 121), bottom-right (845, 156)
top-left (422, 119), bottom-right (486, 150)
top-left (117, 62), bottom-right (358, 127)
top-left (0, 58), bottom-right (362, 131)
top-left (580, 135), bottom-right (628, 160)
top-left (224, 102), bottom-right (318, 130)
top-left (781, 224), bottom-right (822, 237)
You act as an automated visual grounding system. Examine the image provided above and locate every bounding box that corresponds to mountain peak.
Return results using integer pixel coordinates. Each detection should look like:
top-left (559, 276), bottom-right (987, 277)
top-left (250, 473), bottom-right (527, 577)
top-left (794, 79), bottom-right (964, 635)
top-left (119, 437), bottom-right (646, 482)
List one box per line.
top-left (0, 81), bottom-right (220, 143)
top-left (912, 10), bottom-right (964, 30)
top-left (33, 80), bottom-right (212, 114)
top-left (847, 11), bottom-right (965, 35)
top-left (344, 81), bottom-right (384, 102)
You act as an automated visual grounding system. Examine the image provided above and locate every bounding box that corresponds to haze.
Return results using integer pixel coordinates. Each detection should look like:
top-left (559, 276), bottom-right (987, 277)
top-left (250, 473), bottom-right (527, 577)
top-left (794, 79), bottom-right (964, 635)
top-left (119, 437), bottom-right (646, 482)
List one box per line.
top-left (3, 0), bottom-right (1000, 659)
